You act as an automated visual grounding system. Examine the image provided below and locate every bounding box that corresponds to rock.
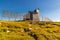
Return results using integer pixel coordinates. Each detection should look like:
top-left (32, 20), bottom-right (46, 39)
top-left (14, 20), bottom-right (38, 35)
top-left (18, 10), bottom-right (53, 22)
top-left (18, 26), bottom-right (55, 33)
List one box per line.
top-left (7, 30), bottom-right (10, 33)
top-left (24, 28), bottom-right (30, 32)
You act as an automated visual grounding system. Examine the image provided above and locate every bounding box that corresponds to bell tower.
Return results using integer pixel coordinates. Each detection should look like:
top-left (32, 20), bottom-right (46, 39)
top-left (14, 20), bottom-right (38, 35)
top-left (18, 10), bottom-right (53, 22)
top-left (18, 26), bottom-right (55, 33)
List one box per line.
top-left (33, 8), bottom-right (40, 21)
top-left (23, 8), bottom-right (40, 21)
top-left (35, 8), bottom-right (40, 14)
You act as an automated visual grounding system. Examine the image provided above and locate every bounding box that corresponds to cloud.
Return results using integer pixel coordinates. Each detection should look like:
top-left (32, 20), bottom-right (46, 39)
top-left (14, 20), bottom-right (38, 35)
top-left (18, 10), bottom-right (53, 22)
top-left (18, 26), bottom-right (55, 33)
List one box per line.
top-left (46, 8), bottom-right (60, 22)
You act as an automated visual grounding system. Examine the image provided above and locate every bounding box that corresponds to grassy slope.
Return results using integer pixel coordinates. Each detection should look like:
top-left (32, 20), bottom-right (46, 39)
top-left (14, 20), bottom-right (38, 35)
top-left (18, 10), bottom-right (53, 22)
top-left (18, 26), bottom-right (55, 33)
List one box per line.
top-left (0, 21), bottom-right (60, 40)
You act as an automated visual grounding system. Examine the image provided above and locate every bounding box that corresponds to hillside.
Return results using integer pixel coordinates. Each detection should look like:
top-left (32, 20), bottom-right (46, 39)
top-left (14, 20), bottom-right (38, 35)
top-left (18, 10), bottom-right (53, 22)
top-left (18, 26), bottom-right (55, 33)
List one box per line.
top-left (0, 21), bottom-right (60, 40)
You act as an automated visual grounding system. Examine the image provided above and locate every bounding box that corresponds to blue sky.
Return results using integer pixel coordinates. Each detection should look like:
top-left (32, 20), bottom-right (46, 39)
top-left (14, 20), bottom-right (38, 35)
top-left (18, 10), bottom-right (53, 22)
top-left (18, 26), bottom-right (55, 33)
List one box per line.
top-left (0, 0), bottom-right (60, 21)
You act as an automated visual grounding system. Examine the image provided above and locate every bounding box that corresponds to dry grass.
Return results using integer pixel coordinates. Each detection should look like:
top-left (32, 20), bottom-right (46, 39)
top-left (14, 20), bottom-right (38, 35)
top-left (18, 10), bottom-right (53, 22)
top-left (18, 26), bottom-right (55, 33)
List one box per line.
top-left (0, 21), bottom-right (60, 40)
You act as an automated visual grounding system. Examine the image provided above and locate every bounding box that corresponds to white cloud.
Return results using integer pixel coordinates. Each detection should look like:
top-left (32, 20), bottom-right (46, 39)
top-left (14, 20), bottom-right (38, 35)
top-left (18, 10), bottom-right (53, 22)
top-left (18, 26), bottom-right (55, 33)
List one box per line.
top-left (46, 8), bottom-right (60, 22)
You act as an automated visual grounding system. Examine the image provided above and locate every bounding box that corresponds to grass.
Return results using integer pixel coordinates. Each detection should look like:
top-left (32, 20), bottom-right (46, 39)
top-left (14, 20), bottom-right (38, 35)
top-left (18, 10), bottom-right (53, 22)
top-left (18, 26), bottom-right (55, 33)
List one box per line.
top-left (0, 21), bottom-right (60, 40)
